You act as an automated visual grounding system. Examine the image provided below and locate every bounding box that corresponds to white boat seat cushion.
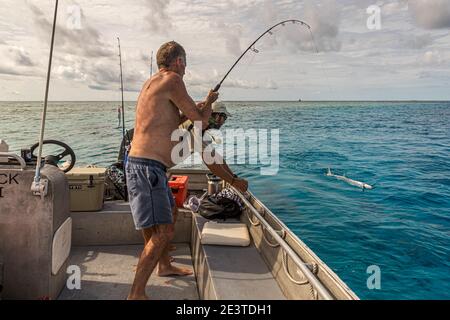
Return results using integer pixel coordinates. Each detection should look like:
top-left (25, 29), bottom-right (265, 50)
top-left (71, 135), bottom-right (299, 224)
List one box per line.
top-left (201, 221), bottom-right (250, 247)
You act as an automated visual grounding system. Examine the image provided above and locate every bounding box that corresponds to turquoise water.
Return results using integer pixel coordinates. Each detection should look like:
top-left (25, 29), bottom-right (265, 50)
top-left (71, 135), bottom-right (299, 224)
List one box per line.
top-left (1, 101), bottom-right (449, 299)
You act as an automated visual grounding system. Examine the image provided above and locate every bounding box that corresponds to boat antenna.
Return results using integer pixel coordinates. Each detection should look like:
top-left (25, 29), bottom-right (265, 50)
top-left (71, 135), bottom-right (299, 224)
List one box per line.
top-left (150, 50), bottom-right (154, 78)
top-left (117, 37), bottom-right (126, 139)
top-left (213, 19), bottom-right (312, 92)
top-left (31, 0), bottom-right (59, 197)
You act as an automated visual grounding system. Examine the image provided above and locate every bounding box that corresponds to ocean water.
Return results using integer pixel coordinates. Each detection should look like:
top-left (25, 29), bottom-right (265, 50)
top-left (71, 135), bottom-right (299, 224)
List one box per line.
top-left (1, 101), bottom-right (449, 300)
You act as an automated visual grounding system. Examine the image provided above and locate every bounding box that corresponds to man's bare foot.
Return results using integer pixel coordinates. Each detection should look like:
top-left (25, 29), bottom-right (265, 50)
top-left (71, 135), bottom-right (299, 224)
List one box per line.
top-left (127, 294), bottom-right (149, 300)
top-left (157, 265), bottom-right (193, 277)
top-left (169, 244), bottom-right (176, 251)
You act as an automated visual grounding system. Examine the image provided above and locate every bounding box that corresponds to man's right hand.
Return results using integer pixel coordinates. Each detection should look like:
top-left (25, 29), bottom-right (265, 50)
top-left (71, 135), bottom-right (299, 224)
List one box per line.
top-left (205, 90), bottom-right (219, 106)
top-left (232, 178), bottom-right (248, 193)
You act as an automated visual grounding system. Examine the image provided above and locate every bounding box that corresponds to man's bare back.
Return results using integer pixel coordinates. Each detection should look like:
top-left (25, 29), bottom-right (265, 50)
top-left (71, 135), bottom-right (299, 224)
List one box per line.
top-left (129, 71), bottom-right (182, 167)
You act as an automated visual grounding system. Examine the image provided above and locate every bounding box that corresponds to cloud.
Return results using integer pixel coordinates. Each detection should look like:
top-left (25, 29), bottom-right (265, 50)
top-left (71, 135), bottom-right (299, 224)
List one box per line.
top-left (56, 65), bottom-right (87, 82)
top-left (256, 0), bottom-right (342, 53)
top-left (86, 84), bottom-right (110, 91)
top-left (184, 69), bottom-right (219, 88)
top-left (418, 70), bottom-right (450, 82)
top-left (422, 50), bottom-right (442, 65)
top-left (0, 64), bottom-right (40, 77)
top-left (85, 62), bottom-right (146, 92)
top-left (1, 0), bottom-right (449, 101)
top-left (0, 65), bottom-right (23, 76)
top-left (28, 2), bottom-right (114, 58)
top-left (401, 34), bottom-right (433, 49)
top-left (52, 51), bottom-right (147, 93)
top-left (184, 68), bottom-right (278, 90)
top-left (25, 1), bottom-right (148, 93)
top-left (0, 46), bottom-right (40, 77)
top-left (139, 51), bottom-right (151, 66)
top-left (265, 79), bottom-right (278, 90)
top-left (409, 0), bottom-right (450, 29)
top-left (9, 47), bottom-right (36, 66)
top-left (142, 0), bottom-right (173, 35)
top-left (222, 78), bottom-right (278, 90)
top-left (199, 0), bottom-right (343, 74)
top-left (214, 21), bottom-right (244, 57)
top-left (382, 1), bottom-right (409, 15)
top-left (256, 0), bottom-right (278, 25)
top-left (301, 1), bottom-right (341, 52)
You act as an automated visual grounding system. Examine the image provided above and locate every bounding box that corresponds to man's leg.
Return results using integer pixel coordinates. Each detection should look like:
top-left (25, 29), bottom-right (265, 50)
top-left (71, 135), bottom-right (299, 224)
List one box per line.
top-left (128, 224), bottom-right (173, 300)
top-left (142, 228), bottom-right (152, 244)
top-left (156, 207), bottom-right (192, 277)
top-left (168, 207), bottom-right (178, 252)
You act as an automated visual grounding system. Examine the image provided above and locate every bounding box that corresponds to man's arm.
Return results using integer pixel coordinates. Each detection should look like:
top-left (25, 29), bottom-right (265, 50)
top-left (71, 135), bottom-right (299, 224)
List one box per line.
top-left (205, 161), bottom-right (248, 193)
top-left (179, 102), bottom-right (206, 125)
top-left (199, 140), bottom-right (248, 193)
top-left (187, 127), bottom-right (248, 192)
top-left (169, 74), bottom-right (218, 128)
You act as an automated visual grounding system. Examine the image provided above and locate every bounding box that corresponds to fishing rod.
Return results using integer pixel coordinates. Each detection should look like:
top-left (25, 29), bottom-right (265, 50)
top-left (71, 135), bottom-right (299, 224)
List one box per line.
top-left (213, 19), bottom-right (312, 92)
top-left (117, 37), bottom-right (126, 139)
top-left (117, 37), bottom-right (129, 201)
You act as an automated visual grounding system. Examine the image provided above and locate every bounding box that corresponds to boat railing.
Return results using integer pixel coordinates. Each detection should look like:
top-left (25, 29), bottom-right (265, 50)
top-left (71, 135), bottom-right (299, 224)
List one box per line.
top-left (0, 152), bottom-right (26, 170)
top-left (230, 185), bottom-right (335, 300)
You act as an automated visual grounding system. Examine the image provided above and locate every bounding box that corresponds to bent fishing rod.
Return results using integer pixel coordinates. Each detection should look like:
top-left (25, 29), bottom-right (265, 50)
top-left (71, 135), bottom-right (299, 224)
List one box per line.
top-left (212, 19), bottom-right (312, 92)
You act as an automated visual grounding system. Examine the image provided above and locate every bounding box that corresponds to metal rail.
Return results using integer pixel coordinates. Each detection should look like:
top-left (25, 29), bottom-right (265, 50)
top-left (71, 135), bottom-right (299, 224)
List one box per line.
top-left (230, 186), bottom-right (335, 300)
top-left (0, 153), bottom-right (27, 170)
top-left (31, 0), bottom-right (59, 197)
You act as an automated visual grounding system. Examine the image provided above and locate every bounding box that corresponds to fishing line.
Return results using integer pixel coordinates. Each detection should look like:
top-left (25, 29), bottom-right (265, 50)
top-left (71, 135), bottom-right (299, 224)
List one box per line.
top-left (240, 50), bottom-right (258, 87)
top-left (308, 29), bottom-right (338, 101)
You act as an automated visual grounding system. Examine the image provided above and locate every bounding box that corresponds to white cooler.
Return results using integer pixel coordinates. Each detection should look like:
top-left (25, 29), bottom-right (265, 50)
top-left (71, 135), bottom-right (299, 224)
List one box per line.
top-left (66, 167), bottom-right (106, 212)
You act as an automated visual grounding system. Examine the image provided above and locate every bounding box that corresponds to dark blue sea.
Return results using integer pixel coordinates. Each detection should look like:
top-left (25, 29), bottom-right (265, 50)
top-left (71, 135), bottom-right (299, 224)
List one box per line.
top-left (1, 101), bottom-right (449, 299)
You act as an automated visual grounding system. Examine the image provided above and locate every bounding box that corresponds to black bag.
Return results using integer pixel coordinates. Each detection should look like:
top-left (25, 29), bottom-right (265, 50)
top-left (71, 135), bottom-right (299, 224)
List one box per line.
top-left (198, 195), bottom-right (242, 221)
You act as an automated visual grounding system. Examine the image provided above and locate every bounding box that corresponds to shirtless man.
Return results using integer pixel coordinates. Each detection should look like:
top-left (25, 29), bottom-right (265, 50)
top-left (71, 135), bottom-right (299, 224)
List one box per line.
top-left (126, 41), bottom-right (223, 300)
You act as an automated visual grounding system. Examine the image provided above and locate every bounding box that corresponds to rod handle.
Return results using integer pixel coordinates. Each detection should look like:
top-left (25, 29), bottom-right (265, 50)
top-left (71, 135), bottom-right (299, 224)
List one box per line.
top-left (213, 83), bottom-right (221, 92)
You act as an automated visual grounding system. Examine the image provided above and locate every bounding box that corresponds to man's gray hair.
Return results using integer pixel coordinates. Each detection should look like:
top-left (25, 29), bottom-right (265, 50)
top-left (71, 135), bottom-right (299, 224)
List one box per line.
top-left (156, 41), bottom-right (186, 69)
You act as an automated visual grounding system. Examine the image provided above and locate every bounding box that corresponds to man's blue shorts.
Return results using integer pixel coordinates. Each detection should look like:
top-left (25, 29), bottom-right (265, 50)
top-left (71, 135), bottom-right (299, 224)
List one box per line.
top-left (126, 157), bottom-right (175, 230)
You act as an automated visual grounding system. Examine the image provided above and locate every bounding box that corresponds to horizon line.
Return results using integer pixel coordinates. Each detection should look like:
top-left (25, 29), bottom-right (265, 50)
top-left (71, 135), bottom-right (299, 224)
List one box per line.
top-left (1, 100), bottom-right (450, 103)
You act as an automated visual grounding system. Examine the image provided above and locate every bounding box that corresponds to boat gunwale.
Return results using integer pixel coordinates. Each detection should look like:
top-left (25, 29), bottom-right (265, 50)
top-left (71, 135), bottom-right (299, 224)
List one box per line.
top-left (231, 185), bottom-right (360, 300)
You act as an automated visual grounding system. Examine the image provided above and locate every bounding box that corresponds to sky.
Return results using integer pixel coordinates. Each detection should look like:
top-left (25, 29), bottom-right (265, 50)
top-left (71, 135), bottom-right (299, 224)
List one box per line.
top-left (0, 0), bottom-right (449, 101)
